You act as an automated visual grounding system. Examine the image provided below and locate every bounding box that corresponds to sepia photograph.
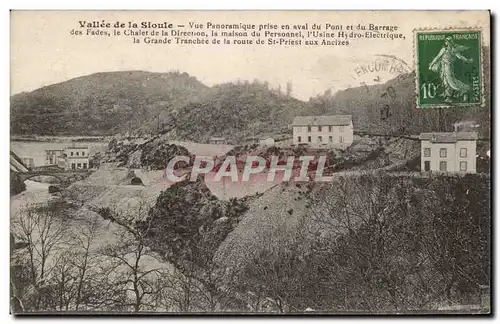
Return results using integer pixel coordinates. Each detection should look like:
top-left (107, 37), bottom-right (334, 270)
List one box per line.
top-left (9, 10), bottom-right (491, 315)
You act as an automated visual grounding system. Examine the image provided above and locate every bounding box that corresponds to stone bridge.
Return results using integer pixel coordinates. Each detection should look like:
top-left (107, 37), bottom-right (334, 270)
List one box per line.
top-left (18, 169), bottom-right (93, 185)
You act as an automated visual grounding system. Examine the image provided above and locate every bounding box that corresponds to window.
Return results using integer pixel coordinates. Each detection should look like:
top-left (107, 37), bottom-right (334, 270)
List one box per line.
top-left (339, 136), bottom-right (344, 143)
top-left (318, 125), bottom-right (322, 132)
top-left (71, 163), bottom-right (76, 170)
top-left (329, 136), bottom-right (333, 142)
top-left (439, 161), bottom-right (447, 171)
top-left (308, 136), bottom-right (312, 143)
top-left (77, 163), bottom-right (82, 169)
top-left (297, 136), bottom-right (301, 143)
top-left (439, 148), bottom-right (447, 158)
top-left (460, 148), bottom-right (467, 158)
top-left (329, 126), bottom-right (333, 132)
top-left (424, 161), bottom-right (431, 171)
top-left (83, 163), bottom-right (87, 169)
top-left (424, 148), bottom-right (431, 157)
top-left (71, 152), bottom-right (74, 156)
top-left (76, 152), bottom-right (79, 156)
top-left (460, 161), bottom-right (467, 171)
top-left (81, 151), bottom-right (85, 156)
top-left (307, 126), bottom-right (311, 132)
top-left (319, 136), bottom-right (323, 143)
top-left (339, 126), bottom-right (345, 133)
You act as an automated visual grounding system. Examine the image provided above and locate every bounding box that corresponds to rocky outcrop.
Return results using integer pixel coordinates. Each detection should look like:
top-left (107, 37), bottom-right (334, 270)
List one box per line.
top-left (10, 171), bottom-right (26, 195)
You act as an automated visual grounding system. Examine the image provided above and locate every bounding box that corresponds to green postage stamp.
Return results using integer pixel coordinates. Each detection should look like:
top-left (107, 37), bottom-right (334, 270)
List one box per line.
top-left (415, 29), bottom-right (483, 108)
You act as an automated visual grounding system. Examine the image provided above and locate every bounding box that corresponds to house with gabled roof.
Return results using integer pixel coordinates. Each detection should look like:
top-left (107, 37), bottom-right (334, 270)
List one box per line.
top-left (419, 132), bottom-right (478, 173)
top-left (291, 115), bottom-right (353, 149)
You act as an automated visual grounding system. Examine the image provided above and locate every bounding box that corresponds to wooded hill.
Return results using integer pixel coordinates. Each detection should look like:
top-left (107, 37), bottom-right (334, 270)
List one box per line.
top-left (11, 48), bottom-right (490, 139)
top-left (10, 71), bottom-right (210, 136)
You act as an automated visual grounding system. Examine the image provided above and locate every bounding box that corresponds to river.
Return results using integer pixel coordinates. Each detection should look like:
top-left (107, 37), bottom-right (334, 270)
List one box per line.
top-left (10, 177), bottom-right (171, 307)
top-left (10, 180), bottom-right (51, 213)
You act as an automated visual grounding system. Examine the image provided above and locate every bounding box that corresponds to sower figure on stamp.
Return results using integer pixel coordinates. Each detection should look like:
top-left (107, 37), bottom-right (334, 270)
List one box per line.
top-left (428, 36), bottom-right (473, 103)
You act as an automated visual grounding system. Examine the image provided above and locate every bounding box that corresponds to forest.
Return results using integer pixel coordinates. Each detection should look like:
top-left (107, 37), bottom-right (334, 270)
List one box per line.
top-left (11, 173), bottom-right (490, 313)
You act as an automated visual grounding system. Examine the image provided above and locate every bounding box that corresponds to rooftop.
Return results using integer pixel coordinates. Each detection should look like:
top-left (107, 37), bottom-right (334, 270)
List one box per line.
top-left (419, 132), bottom-right (478, 143)
top-left (292, 115), bottom-right (352, 126)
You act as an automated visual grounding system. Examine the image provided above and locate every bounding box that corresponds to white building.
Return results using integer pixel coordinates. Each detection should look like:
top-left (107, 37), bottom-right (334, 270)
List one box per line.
top-left (419, 132), bottom-right (477, 173)
top-left (45, 149), bottom-right (64, 165)
top-left (292, 115), bottom-right (354, 149)
top-left (259, 137), bottom-right (275, 147)
top-left (209, 137), bottom-right (227, 145)
top-left (21, 157), bottom-right (35, 169)
top-left (65, 145), bottom-right (90, 170)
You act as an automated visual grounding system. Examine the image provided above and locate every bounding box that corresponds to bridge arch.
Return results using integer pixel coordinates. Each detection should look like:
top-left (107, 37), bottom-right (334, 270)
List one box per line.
top-left (17, 170), bottom-right (93, 185)
top-left (20, 173), bottom-right (65, 184)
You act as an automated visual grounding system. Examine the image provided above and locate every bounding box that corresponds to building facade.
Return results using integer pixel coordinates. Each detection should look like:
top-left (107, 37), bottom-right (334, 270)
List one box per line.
top-left (65, 146), bottom-right (90, 170)
top-left (259, 138), bottom-right (275, 147)
top-left (45, 149), bottom-right (65, 165)
top-left (419, 132), bottom-right (477, 173)
top-left (21, 157), bottom-right (35, 169)
top-left (209, 137), bottom-right (227, 145)
top-left (292, 115), bottom-right (354, 149)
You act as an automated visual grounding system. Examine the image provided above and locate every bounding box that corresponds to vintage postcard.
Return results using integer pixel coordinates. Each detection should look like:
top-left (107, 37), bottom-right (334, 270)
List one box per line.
top-left (10, 10), bottom-right (491, 315)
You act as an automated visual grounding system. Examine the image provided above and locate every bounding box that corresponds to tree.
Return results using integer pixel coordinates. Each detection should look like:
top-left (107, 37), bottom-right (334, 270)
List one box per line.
top-left (98, 228), bottom-right (166, 312)
top-left (12, 202), bottom-right (70, 311)
top-left (306, 173), bottom-right (490, 312)
top-left (94, 198), bottom-right (171, 312)
top-left (234, 223), bottom-right (315, 312)
top-left (418, 175), bottom-right (490, 307)
top-left (307, 173), bottom-right (434, 311)
top-left (71, 214), bottom-right (102, 311)
top-left (136, 179), bottom-right (250, 311)
top-left (11, 171), bottom-right (26, 195)
top-left (286, 82), bottom-right (293, 96)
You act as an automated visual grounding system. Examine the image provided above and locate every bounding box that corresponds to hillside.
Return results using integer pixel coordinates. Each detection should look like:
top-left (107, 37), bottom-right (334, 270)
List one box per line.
top-left (11, 72), bottom-right (309, 139)
top-left (173, 81), bottom-right (308, 142)
top-left (10, 71), bottom-right (210, 135)
top-left (308, 70), bottom-right (490, 137)
top-left (213, 173), bottom-right (490, 312)
top-left (11, 47), bottom-right (490, 139)
top-left (307, 47), bottom-right (490, 138)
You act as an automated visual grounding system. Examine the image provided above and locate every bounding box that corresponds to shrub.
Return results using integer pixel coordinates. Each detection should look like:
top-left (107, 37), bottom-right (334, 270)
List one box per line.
top-left (140, 142), bottom-right (191, 170)
top-left (48, 185), bottom-right (61, 194)
top-left (10, 171), bottom-right (26, 195)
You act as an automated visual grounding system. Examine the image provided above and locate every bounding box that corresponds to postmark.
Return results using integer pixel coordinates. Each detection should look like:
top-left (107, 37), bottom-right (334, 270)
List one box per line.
top-left (414, 28), bottom-right (483, 108)
top-left (348, 54), bottom-right (412, 132)
top-left (349, 54), bottom-right (412, 89)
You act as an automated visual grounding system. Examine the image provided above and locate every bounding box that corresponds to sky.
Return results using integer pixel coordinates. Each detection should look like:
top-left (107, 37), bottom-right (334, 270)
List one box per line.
top-left (10, 10), bottom-right (490, 101)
